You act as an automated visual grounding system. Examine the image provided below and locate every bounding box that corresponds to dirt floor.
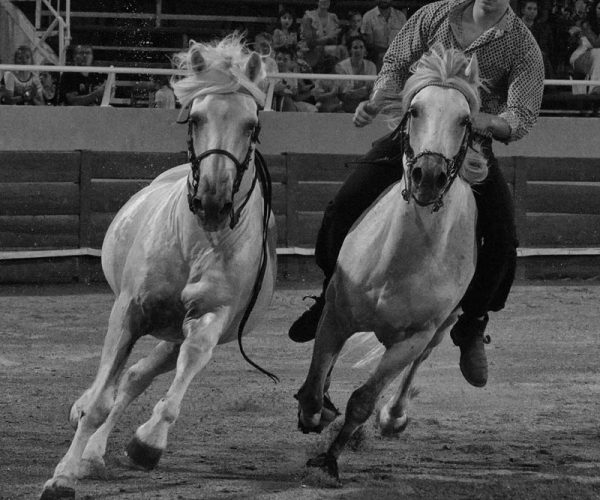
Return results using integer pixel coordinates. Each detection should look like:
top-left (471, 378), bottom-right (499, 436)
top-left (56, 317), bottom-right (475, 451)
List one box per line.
top-left (1, 281), bottom-right (599, 500)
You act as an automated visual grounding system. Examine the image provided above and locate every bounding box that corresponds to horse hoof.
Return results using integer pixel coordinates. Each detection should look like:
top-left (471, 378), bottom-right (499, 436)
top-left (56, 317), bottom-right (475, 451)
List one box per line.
top-left (40, 477), bottom-right (75, 500)
top-left (379, 414), bottom-right (410, 438)
top-left (306, 452), bottom-right (340, 481)
top-left (321, 393), bottom-right (341, 427)
top-left (125, 435), bottom-right (162, 471)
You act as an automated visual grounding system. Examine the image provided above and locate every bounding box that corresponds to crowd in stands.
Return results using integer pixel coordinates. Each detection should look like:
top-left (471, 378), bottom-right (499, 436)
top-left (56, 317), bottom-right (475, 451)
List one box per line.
top-left (2, 0), bottom-right (600, 111)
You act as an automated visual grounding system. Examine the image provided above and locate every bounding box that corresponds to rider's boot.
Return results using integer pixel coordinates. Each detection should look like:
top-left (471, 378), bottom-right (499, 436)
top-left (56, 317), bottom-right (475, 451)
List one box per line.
top-left (450, 313), bottom-right (490, 387)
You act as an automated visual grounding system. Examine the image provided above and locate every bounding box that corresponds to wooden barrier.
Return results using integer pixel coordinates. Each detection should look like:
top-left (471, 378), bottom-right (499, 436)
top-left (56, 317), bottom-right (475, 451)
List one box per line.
top-left (0, 150), bottom-right (599, 282)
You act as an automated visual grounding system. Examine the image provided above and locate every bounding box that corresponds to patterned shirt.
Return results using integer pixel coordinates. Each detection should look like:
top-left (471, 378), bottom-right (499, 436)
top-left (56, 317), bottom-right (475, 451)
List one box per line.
top-left (361, 6), bottom-right (408, 50)
top-left (375, 0), bottom-right (545, 142)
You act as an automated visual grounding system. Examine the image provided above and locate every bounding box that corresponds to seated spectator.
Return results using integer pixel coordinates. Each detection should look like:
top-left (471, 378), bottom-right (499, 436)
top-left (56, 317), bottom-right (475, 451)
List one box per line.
top-left (301, 0), bottom-right (344, 69)
top-left (150, 74), bottom-right (176, 109)
top-left (273, 46), bottom-right (317, 112)
top-left (273, 8), bottom-right (299, 51)
top-left (340, 11), bottom-right (363, 48)
top-left (1, 46), bottom-right (44, 105)
top-left (59, 45), bottom-right (106, 105)
top-left (39, 61), bottom-right (59, 105)
top-left (311, 54), bottom-right (342, 112)
top-left (361, 0), bottom-right (407, 70)
top-left (521, 0), bottom-right (555, 78)
top-left (336, 35), bottom-right (377, 113)
top-left (294, 46), bottom-right (317, 105)
top-left (569, 0), bottom-right (600, 93)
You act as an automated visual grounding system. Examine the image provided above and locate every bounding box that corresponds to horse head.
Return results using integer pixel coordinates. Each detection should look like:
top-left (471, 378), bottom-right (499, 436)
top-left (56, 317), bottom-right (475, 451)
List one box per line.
top-left (173, 34), bottom-right (267, 231)
top-left (385, 44), bottom-right (488, 211)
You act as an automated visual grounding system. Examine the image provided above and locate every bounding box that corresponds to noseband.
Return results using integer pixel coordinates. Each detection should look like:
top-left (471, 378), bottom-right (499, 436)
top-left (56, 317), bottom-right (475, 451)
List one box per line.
top-left (399, 109), bottom-right (473, 212)
top-left (181, 105), bottom-right (261, 229)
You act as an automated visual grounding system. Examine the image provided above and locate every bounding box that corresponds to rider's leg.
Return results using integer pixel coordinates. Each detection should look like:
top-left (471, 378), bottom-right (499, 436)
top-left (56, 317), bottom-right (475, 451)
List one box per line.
top-left (450, 141), bottom-right (518, 387)
top-left (288, 133), bottom-right (404, 343)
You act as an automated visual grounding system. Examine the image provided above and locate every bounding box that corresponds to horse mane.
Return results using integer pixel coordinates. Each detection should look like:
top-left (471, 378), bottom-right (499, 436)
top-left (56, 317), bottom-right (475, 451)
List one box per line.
top-left (171, 32), bottom-right (267, 109)
top-left (381, 43), bottom-right (488, 185)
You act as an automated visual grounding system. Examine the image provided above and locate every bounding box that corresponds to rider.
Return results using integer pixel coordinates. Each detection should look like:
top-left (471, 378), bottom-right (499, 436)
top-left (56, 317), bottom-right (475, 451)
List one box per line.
top-left (288, 0), bottom-right (545, 388)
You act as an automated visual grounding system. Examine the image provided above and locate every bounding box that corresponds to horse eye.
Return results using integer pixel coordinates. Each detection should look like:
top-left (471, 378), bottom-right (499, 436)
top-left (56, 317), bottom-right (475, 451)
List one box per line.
top-left (408, 107), bottom-right (418, 118)
top-left (460, 116), bottom-right (471, 127)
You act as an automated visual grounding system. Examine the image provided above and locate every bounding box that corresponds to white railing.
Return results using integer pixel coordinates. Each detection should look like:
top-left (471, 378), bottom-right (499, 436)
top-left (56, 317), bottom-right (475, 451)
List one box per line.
top-left (1, 63), bottom-right (600, 110)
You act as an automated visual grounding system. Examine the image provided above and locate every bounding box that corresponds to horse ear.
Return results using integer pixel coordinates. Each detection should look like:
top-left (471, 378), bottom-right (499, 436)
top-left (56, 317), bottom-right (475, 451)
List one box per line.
top-left (191, 49), bottom-right (205, 73)
top-left (245, 52), bottom-right (263, 83)
top-left (465, 53), bottom-right (479, 84)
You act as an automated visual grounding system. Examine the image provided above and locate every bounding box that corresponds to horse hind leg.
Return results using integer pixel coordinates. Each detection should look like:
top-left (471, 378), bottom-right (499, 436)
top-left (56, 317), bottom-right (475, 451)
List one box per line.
top-left (79, 341), bottom-right (180, 476)
top-left (41, 294), bottom-right (141, 500)
top-left (377, 312), bottom-right (459, 437)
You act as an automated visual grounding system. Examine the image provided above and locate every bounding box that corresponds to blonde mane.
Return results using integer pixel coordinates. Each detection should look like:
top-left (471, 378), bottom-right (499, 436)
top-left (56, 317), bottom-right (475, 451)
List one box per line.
top-left (171, 33), bottom-right (267, 109)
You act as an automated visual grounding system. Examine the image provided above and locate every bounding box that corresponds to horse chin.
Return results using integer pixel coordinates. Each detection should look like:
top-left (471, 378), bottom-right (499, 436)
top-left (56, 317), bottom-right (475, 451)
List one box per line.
top-left (195, 213), bottom-right (229, 232)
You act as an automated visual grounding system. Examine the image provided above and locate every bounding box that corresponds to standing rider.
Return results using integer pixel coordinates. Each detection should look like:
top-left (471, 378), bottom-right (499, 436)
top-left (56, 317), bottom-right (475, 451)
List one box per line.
top-left (288, 0), bottom-right (545, 388)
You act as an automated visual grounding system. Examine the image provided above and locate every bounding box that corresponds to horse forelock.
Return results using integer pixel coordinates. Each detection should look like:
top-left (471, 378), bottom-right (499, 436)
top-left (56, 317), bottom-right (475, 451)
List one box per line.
top-left (382, 44), bottom-right (485, 129)
top-left (172, 33), bottom-right (266, 109)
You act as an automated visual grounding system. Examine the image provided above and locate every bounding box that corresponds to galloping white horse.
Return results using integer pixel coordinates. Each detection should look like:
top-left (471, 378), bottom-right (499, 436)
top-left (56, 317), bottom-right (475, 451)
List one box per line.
top-left (41, 35), bottom-right (276, 499)
top-left (296, 45), bottom-right (489, 480)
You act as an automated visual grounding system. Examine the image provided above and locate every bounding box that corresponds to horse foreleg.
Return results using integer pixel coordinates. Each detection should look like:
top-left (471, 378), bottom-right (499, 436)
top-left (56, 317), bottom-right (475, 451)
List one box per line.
top-left (378, 312), bottom-right (458, 437)
top-left (310, 332), bottom-right (435, 481)
top-left (79, 341), bottom-right (180, 477)
top-left (42, 295), bottom-right (140, 499)
top-left (296, 304), bottom-right (346, 434)
top-left (125, 311), bottom-right (225, 470)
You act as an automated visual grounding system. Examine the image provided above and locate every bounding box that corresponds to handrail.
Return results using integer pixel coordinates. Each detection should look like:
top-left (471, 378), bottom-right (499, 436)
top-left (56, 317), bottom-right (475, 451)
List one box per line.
top-left (2, 63), bottom-right (599, 111)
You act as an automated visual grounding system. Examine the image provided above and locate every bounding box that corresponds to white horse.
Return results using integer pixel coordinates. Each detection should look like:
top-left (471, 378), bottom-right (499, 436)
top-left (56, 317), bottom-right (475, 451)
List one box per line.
top-left (296, 45), bottom-right (489, 480)
top-left (41, 35), bottom-right (277, 499)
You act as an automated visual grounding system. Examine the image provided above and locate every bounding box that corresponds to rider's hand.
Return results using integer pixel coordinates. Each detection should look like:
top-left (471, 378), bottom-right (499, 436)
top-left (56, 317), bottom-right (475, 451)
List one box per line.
top-left (353, 100), bottom-right (379, 127)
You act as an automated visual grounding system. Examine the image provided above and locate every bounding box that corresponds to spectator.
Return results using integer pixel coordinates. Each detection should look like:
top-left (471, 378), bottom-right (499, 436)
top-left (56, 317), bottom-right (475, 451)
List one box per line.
top-left (273, 8), bottom-right (299, 51)
top-left (273, 46), bottom-right (317, 112)
top-left (39, 61), bottom-right (59, 105)
top-left (569, 0), bottom-right (600, 92)
top-left (150, 74), bottom-right (176, 109)
top-left (340, 10), bottom-right (363, 48)
top-left (361, 0), bottom-right (407, 70)
top-left (336, 35), bottom-right (377, 112)
top-left (311, 54), bottom-right (343, 112)
top-left (1, 46), bottom-right (44, 105)
top-left (521, 0), bottom-right (555, 78)
top-left (59, 45), bottom-right (106, 106)
top-left (301, 0), bottom-right (344, 68)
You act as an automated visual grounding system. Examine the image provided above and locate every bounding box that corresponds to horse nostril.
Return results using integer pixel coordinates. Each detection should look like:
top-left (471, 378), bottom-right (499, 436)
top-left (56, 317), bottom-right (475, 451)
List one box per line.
top-left (437, 171), bottom-right (448, 189)
top-left (220, 202), bottom-right (233, 216)
top-left (192, 197), bottom-right (203, 212)
top-left (411, 167), bottom-right (423, 184)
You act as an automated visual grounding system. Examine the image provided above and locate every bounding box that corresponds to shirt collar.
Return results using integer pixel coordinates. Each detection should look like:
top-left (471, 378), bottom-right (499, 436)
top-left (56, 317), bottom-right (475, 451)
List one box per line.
top-left (449, 0), bottom-right (515, 37)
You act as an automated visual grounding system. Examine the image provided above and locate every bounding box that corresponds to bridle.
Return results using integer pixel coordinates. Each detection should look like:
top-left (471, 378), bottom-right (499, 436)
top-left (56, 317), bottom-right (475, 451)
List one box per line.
top-left (182, 109), bottom-right (261, 229)
top-left (397, 93), bottom-right (474, 212)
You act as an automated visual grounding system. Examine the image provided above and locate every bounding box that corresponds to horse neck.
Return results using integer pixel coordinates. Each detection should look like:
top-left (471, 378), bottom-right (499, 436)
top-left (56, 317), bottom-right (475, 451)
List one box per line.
top-left (391, 177), bottom-right (474, 252)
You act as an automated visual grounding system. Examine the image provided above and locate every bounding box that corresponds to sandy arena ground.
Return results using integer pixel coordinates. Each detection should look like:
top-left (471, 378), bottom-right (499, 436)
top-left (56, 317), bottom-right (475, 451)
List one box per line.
top-left (0, 282), bottom-right (599, 499)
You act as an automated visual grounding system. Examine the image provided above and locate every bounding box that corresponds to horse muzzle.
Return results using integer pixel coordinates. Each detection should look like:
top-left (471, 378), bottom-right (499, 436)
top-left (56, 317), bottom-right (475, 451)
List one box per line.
top-left (190, 195), bottom-right (232, 232)
top-left (409, 156), bottom-right (449, 207)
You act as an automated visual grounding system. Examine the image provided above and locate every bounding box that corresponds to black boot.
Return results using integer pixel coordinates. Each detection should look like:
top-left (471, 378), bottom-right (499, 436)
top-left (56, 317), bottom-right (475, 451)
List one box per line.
top-left (288, 295), bottom-right (325, 343)
top-left (450, 314), bottom-right (490, 388)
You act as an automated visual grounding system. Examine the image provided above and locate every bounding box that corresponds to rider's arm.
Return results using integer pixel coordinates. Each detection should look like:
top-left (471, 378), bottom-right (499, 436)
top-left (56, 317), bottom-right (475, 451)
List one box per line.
top-left (497, 33), bottom-right (545, 142)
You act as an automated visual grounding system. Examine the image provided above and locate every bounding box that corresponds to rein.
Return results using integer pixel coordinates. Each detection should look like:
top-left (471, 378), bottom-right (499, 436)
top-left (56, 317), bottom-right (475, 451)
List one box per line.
top-left (400, 112), bottom-right (473, 212)
top-left (180, 99), bottom-right (279, 383)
